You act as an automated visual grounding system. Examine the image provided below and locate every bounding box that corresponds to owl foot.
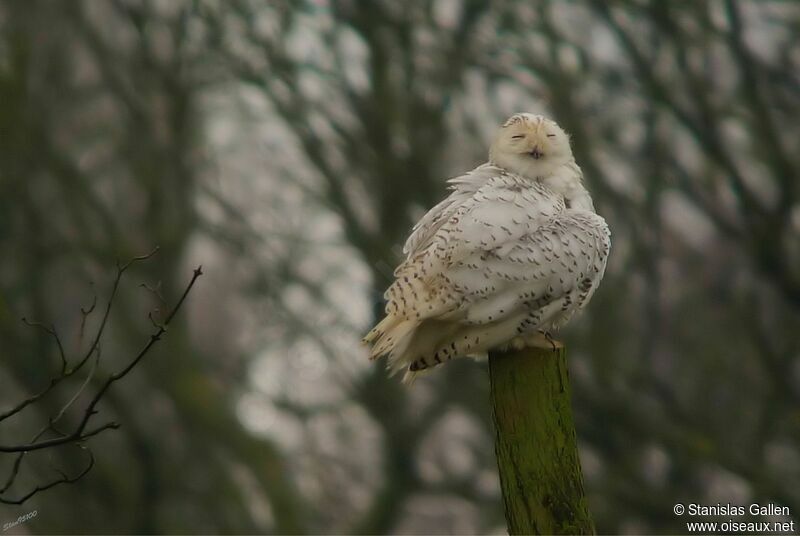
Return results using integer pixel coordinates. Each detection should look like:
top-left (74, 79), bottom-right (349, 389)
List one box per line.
top-left (507, 336), bottom-right (528, 351)
top-left (503, 332), bottom-right (563, 353)
top-left (543, 331), bottom-right (563, 351)
top-left (525, 331), bottom-right (563, 352)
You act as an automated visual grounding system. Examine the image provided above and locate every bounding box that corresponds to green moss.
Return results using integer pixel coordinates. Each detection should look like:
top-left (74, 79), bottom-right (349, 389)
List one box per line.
top-left (489, 346), bottom-right (595, 535)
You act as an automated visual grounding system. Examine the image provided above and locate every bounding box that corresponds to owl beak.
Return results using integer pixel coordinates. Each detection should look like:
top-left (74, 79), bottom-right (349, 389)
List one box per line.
top-left (530, 147), bottom-right (543, 159)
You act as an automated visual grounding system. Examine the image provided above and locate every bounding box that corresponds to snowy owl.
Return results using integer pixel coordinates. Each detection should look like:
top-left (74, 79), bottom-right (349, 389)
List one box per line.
top-left (363, 113), bottom-right (610, 383)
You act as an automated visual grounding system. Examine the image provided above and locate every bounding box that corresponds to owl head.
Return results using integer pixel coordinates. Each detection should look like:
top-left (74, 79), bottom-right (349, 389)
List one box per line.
top-left (489, 113), bottom-right (573, 179)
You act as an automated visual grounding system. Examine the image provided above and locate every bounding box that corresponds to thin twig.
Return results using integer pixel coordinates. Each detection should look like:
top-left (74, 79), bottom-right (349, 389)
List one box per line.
top-left (78, 282), bottom-right (97, 348)
top-left (0, 247), bottom-right (160, 423)
top-left (0, 448), bottom-right (96, 505)
top-left (51, 347), bottom-right (101, 427)
top-left (20, 319), bottom-right (67, 374)
top-left (0, 252), bottom-right (200, 505)
top-left (0, 265), bottom-right (202, 453)
top-left (139, 281), bottom-right (166, 306)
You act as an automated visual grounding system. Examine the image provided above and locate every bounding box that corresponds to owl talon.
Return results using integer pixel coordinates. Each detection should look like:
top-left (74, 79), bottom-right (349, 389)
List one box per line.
top-left (544, 331), bottom-right (563, 351)
top-left (509, 336), bottom-right (527, 351)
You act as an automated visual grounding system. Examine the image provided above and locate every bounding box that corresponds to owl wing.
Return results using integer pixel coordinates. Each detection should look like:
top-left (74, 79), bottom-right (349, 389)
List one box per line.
top-left (395, 210), bottom-right (610, 378)
top-left (446, 211), bottom-right (610, 326)
top-left (393, 173), bottom-right (565, 298)
top-left (402, 163), bottom-right (499, 258)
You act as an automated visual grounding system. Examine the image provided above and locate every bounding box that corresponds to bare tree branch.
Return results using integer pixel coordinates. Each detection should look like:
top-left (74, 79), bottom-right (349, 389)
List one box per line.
top-left (0, 447), bottom-right (96, 506)
top-left (0, 247), bottom-right (160, 424)
top-left (0, 250), bottom-right (202, 505)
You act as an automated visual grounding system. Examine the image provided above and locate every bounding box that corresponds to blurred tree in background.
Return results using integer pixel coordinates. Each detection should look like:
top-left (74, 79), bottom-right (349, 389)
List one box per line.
top-left (1, 0), bottom-right (798, 534)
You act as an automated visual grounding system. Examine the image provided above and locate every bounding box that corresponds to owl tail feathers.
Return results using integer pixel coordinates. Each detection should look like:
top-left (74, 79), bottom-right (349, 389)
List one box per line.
top-left (362, 315), bottom-right (419, 363)
top-left (401, 351), bottom-right (486, 384)
top-left (401, 367), bottom-right (431, 385)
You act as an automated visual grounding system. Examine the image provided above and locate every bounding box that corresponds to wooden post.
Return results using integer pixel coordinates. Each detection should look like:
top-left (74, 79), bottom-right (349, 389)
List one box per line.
top-left (489, 346), bottom-right (595, 535)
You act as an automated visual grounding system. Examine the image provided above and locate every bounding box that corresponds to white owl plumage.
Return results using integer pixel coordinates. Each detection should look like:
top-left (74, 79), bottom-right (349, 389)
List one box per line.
top-left (364, 113), bottom-right (610, 383)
